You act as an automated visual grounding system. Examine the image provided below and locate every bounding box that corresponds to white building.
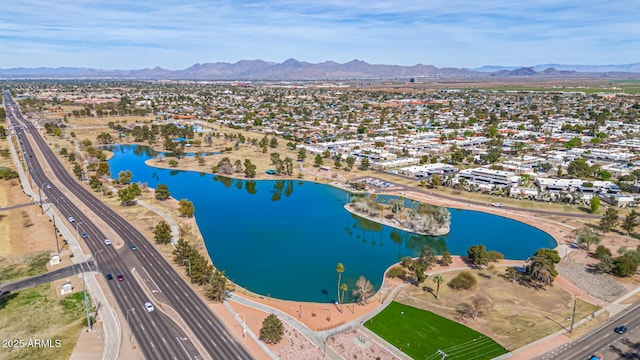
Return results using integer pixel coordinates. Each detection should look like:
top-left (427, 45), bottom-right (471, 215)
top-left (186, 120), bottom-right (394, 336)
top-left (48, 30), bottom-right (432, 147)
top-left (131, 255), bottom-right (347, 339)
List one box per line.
top-left (454, 168), bottom-right (520, 187)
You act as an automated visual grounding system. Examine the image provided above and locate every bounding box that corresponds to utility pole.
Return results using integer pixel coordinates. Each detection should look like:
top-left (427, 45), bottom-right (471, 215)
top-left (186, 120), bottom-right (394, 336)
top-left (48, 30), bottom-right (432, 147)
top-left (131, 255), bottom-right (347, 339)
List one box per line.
top-left (52, 213), bottom-right (60, 254)
top-left (569, 297), bottom-right (577, 334)
top-left (82, 271), bottom-right (92, 332)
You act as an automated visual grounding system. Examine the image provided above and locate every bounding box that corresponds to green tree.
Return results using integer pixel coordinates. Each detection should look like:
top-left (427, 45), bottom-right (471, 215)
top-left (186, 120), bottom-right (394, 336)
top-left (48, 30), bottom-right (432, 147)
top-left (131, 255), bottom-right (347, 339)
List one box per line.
top-left (260, 314), bottom-right (284, 344)
top-left (590, 196), bottom-right (600, 213)
top-left (155, 183), bottom-right (170, 200)
top-left (297, 148), bottom-right (306, 162)
top-left (360, 157), bottom-right (370, 170)
top-left (440, 250), bottom-right (453, 266)
top-left (336, 263), bottom-right (344, 304)
top-left (269, 137), bottom-right (278, 148)
top-left (340, 283), bottom-right (348, 308)
top-left (467, 245), bottom-right (489, 269)
top-left (596, 255), bottom-right (615, 274)
top-left (345, 156), bottom-right (355, 170)
top-left (68, 152), bottom-right (76, 162)
top-left (244, 159), bottom-right (257, 178)
top-left (73, 163), bottom-right (83, 180)
top-left (169, 159), bottom-right (179, 167)
top-left (622, 210), bottom-right (638, 235)
top-left (409, 258), bottom-right (428, 284)
top-left (418, 245), bottom-right (437, 272)
top-left (594, 245), bottom-right (612, 260)
top-left (117, 183), bottom-right (141, 205)
top-left (526, 248), bottom-right (560, 287)
top-left (172, 238), bottom-right (195, 264)
top-left (575, 226), bottom-right (601, 251)
top-left (96, 161), bottom-right (110, 178)
top-left (118, 169), bottom-right (133, 184)
top-left (206, 269), bottom-right (230, 303)
top-left (178, 199), bottom-right (195, 218)
top-left (567, 158), bottom-right (590, 177)
top-left (433, 274), bottom-right (444, 299)
top-left (314, 154), bottom-right (323, 167)
top-left (599, 207), bottom-right (619, 234)
top-left (612, 255), bottom-right (638, 277)
top-left (153, 220), bottom-right (172, 244)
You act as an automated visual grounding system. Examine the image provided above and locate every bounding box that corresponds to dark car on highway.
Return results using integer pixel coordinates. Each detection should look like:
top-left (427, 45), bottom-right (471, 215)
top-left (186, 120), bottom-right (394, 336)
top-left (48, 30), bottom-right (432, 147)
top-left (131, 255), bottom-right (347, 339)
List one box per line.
top-left (615, 325), bottom-right (628, 334)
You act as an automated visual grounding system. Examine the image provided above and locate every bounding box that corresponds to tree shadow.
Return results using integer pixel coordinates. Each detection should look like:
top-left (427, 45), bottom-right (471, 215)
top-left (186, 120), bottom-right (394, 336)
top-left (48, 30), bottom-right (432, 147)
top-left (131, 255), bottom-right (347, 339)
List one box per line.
top-left (422, 286), bottom-right (438, 298)
top-left (321, 289), bottom-right (330, 302)
top-left (0, 291), bottom-right (16, 311)
top-left (576, 206), bottom-right (593, 214)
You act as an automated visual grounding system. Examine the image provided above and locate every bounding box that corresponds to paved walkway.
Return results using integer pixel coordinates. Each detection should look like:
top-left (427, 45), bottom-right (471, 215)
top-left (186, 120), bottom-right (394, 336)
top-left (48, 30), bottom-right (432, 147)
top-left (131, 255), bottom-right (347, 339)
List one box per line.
top-left (226, 280), bottom-right (413, 359)
top-left (134, 198), bottom-right (180, 245)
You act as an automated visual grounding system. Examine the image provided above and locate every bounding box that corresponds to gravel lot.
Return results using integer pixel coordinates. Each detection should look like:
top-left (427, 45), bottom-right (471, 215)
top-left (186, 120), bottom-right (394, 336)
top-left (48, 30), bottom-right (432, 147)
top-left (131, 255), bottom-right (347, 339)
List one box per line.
top-left (557, 259), bottom-right (628, 302)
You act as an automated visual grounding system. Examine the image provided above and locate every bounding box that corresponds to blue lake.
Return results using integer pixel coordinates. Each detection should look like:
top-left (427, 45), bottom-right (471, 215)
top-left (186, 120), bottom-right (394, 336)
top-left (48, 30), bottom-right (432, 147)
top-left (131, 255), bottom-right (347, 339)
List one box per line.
top-left (106, 144), bottom-right (557, 303)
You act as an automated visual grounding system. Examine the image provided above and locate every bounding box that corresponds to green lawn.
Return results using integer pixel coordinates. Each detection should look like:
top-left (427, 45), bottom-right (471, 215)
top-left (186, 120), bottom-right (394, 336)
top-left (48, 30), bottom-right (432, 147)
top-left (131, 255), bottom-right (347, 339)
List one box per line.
top-left (365, 302), bottom-right (507, 360)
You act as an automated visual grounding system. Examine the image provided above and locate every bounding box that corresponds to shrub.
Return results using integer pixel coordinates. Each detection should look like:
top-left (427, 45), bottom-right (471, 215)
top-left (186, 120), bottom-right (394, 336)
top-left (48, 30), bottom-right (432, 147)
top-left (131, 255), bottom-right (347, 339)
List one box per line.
top-left (594, 245), bottom-right (612, 260)
top-left (487, 251), bottom-right (504, 262)
top-left (448, 271), bottom-right (477, 290)
top-left (400, 256), bottom-right (414, 268)
top-left (612, 255), bottom-right (638, 277)
top-left (386, 266), bottom-right (406, 279)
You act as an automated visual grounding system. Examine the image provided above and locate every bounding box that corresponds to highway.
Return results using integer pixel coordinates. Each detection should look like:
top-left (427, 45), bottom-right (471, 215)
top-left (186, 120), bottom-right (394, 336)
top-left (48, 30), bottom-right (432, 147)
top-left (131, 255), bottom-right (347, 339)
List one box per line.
top-left (534, 302), bottom-right (640, 360)
top-left (3, 90), bottom-right (253, 360)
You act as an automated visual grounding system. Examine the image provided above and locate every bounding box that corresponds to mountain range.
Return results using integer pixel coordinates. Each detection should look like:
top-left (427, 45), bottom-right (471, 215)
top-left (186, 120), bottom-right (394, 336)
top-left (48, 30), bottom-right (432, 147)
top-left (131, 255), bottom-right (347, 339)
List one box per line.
top-left (1, 59), bottom-right (639, 80)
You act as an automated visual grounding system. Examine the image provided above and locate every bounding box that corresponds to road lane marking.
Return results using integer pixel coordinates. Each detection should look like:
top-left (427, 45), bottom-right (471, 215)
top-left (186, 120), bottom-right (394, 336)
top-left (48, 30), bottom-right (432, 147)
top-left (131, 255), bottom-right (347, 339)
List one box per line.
top-left (141, 266), bottom-right (162, 293)
top-left (175, 337), bottom-right (193, 360)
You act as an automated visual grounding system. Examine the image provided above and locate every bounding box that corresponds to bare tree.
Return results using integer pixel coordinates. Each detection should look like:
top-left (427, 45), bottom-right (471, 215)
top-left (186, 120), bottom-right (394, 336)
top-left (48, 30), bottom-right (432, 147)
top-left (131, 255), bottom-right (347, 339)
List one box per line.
top-left (458, 295), bottom-right (491, 320)
top-left (352, 276), bottom-right (374, 305)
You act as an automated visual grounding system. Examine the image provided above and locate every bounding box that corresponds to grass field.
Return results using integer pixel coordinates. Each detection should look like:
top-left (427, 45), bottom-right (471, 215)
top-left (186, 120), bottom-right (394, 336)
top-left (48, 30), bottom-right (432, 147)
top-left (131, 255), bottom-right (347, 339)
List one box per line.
top-left (365, 302), bottom-right (508, 360)
top-left (0, 284), bottom-right (86, 360)
top-left (0, 251), bottom-right (50, 282)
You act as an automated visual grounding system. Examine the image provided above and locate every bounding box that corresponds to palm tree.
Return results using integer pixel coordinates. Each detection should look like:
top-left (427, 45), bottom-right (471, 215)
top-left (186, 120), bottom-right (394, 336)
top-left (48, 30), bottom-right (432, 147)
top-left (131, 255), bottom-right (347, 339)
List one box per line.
top-left (336, 263), bottom-right (344, 303)
top-left (340, 283), bottom-right (348, 310)
top-left (433, 274), bottom-right (444, 299)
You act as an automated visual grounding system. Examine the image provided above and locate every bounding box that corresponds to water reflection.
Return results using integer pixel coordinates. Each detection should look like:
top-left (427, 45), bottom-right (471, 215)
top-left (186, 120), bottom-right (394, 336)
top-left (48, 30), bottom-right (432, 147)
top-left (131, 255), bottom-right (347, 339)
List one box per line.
top-left (105, 144), bottom-right (557, 302)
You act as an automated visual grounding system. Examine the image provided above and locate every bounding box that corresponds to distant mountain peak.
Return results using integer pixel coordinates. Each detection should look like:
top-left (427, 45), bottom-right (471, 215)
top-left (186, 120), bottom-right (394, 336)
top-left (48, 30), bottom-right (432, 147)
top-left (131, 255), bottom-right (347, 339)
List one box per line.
top-left (1, 60), bottom-right (639, 80)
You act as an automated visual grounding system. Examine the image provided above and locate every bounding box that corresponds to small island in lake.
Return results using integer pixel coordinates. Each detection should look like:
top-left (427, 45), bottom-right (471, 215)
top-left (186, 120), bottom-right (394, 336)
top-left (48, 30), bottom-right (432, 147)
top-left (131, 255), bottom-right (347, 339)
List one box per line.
top-left (345, 193), bottom-right (451, 236)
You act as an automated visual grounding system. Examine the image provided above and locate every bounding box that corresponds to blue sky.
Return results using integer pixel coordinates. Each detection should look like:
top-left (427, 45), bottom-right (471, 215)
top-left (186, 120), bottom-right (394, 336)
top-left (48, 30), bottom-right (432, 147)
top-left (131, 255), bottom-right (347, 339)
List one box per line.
top-left (0, 0), bottom-right (638, 69)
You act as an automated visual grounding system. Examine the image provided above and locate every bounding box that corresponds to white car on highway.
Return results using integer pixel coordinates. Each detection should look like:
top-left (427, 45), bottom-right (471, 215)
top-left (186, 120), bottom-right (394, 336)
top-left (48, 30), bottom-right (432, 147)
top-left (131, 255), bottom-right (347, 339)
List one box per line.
top-left (144, 302), bottom-right (155, 312)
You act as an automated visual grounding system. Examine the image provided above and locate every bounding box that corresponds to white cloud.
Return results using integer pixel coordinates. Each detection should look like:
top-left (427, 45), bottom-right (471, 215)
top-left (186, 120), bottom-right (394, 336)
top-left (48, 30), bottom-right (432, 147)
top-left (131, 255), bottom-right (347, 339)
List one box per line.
top-left (0, 0), bottom-right (638, 68)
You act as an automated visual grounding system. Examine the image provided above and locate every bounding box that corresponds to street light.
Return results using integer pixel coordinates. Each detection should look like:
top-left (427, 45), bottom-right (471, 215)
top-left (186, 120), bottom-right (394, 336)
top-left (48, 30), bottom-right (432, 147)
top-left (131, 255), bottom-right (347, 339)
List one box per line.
top-left (126, 308), bottom-right (136, 341)
top-left (183, 259), bottom-right (191, 278)
top-left (94, 249), bottom-right (104, 273)
top-left (323, 339), bottom-right (326, 358)
top-left (237, 313), bottom-right (246, 339)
